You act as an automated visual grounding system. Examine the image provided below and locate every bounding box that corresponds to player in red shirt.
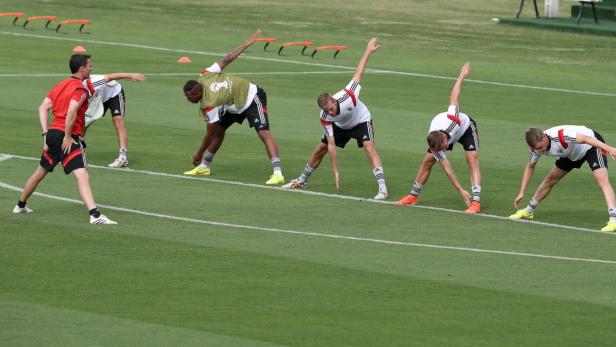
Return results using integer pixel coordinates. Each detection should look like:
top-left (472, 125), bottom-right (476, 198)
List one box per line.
top-left (13, 54), bottom-right (117, 225)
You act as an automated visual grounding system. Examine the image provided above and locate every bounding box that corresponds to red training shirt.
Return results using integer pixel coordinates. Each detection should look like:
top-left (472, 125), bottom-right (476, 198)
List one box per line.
top-left (48, 77), bottom-right (90, 136)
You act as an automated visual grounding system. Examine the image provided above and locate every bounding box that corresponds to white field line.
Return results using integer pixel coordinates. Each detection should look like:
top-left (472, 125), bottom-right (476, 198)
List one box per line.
top-left (1, 153), bottom-right (612, 236)
top-left (0, 71), bottom-right (355, 78)
top-left (2, 31), bottom-right (615, 97)
top-left (1, 180), bottom-right (615, 265)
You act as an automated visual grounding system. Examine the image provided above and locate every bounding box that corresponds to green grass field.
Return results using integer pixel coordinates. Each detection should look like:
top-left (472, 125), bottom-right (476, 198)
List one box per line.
top-left (2, 0), bottom-right (616, 345)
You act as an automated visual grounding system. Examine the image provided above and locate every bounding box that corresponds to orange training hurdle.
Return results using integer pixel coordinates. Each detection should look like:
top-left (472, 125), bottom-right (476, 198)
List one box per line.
top-left (256, 37), bottom-right (277, 51)
top-left (311, 45), bottom-right (347, 59)
top-left (0, 12), bottom-right (24, 26)
top-left (22, 15), bottom-right (57, 29)
top-left (56, 19), bottom-right (91, 33)
top-left (278, 41), bottom-right (313, 55)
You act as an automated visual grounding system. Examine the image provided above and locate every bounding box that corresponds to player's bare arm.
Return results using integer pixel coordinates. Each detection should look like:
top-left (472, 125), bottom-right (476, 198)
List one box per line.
top-left (217, 29), bottom-right (262, 70)
top-left (326, 136), bottom-right (340, 189)
top-left (440, 159), bottom-right (471, 207)
top-left (193, 123), bottom-right (222, 166)
top-left (38, 97), bottom-right (52, 134)
top-left (61, 98), bottom-right (84, 153)
top-left (514, 161), bottom-right (536, 209)
top-left (449, 62), bottom-right (471, 107)
top-left (577, 133), bottom-right (616, 159)
top-left (104, 73), bottom-right (145, 82)
top-left (352, 37), bottom-right (379, 83)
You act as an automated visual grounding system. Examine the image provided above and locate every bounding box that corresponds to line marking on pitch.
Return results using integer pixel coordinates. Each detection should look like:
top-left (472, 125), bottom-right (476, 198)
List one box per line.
top-left (2, 30), bottom-right (615, 97)
top-left (1, 180), bottom-right (614, 265)
top-left (0, 71), bottom-right (356, 78)
top-left (1, 153), bottom-right (612, 236)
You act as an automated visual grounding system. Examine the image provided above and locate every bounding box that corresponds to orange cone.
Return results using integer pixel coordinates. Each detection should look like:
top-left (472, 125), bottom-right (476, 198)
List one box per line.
top-left (177, 56), bottom-right (192, 63)
top-left (72, 46), bottom-right (87, 53)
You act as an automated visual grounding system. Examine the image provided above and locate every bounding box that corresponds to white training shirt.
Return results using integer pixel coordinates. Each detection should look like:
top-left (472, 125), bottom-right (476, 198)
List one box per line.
top-left (428, 105), bottom-right (471, 161)
top-left (200, 63), bottom-right (257, 114)
top-left (320, 80), bottom-right (371, 136)
top-left (529, 125), bottom-right (595, 164)
top-left (86, 75), bottom-right (122, 102)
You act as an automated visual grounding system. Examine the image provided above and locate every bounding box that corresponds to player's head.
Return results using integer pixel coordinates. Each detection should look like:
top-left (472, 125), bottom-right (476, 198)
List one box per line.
top-left (427, 131), bottom-right (448, 152)
top-left (69, 54), bottom-right (92, 78)
top-left (183, 80), bottom-right (203, 103)
top-left (525, 128), bottom-right (548, 151)
top-left (317, 93), bottom-right (337, 116)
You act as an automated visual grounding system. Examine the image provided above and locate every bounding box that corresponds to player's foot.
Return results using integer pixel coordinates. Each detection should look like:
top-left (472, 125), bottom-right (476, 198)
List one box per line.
top-left (464, 201), bottom-right (481, 215)
top-left (183, 165), bottom-right (210, 176)
top-left (90, 214), bottom-right (118, 225)
top-left (394, 195), bottom-right (419, 206)
top-left (509, 209), bottom-right (533, 220)
top-left (373, 190), bottom-right (389, 200)
top-left (13, 205), bottom-right (33, 214)
top-left (600, 221), bottom-right (616, 232)
top-left (108, 158), bottom-right (128, 168)
top-left (281, 179), bottom-right (306, 189)
top-left (266, 173), bottom-right (285, 185)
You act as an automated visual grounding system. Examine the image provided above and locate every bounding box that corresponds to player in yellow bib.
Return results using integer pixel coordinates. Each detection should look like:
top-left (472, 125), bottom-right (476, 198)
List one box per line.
top-left (183, 30), bottom-right (284, 185)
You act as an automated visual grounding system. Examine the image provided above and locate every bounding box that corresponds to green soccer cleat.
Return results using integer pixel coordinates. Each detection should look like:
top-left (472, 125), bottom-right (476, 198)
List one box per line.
top-left (266, 173), bottom-right (285, 185)
top-left (509, 209), bottom-right (533, 220)
top-left (600, 221), bottom-right (616, 232)
top-left (183, 165), bottom-right (211, 176)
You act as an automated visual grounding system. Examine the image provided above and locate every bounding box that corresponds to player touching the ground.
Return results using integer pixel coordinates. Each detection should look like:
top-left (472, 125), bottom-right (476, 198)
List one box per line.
top-left (12, 54), bottom-right (117, 225)
top-left (510, 126), bottom-right (616, 232)
top-left (84, 72), bottom-right (145, 168)
top-left (182, 29), bottom-right (284, 185)
top-left (282, 37), bottom-right (389, 199)
top-left (395, 62), bottom-right (481, 214)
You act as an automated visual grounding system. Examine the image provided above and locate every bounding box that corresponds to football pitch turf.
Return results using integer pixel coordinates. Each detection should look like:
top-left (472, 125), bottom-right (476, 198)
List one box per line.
top-left (1, 0), bottom-right (616, 345)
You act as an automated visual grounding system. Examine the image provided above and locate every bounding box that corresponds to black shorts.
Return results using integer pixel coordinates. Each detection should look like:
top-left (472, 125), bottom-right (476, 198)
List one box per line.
top-left (218, 87), bottom-right (269, 132)
top-left (40, 129), bottom-right (87, 175)
top-left (103, 89), bottom-right (125, 117)
top-left (555, 131), bottom-right (608, 172)
top-left (427, 117), bottom-right (479, 153)
top-left (321, 121), bottom-right (374, 148)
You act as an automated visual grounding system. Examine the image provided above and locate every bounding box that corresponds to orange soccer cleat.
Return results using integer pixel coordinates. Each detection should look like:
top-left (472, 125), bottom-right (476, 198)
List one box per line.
top-left (394, 195), bottom-right (419, 206)
top-left (464, 201), bottom-right (481, 215)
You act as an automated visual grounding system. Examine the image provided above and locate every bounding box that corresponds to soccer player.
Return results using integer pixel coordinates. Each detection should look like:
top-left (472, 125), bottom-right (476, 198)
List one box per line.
top-left (510, 126), bottom-right (616, 232)
top-left (12, 54), bottom-right (117, 225)
top-left (182, 29), bottom-right (284, 185)
top-left (395, 62), bottom-right (481, 214)
top-left (282, 37), bottom-right (389, 199)
top-left (84, 72), bottom-right (145, 168)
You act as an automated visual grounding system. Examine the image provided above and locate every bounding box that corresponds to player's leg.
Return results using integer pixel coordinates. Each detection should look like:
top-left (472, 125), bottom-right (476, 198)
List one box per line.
top-left (395, 153), bottom-right (437, 205)
top-left (511, 166), bottom-right (568, 220)
top-left (185, 123), bottom-right (227, 176)
top-left (283, 143), bottom-right (328, 189)
top-left (592, 168), bottom-right (616, 230)
top-left (70, 168), bottom-right (117, 225)
top-left (14, 165), bottom-right (49, 213)
top-left (362, 141), bottom-right (388, 199)
top-left (108, 91), bottom-right (128, 168)
top-left (464, 150), bottom-right (482, 214)
top-left (257, 129), bottom-right (284, 185)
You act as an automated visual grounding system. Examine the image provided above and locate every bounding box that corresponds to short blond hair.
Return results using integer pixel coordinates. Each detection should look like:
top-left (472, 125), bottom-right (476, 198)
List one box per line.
top-left (427, 131), bottom-right (447, 151)
top-left (317, 93), bottom-right (332, 108)
top-left (525, 128), bottom-right (544, 147)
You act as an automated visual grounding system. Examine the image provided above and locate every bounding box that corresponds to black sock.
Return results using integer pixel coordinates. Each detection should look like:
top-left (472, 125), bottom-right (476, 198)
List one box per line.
top-left (89, 208), bottom-right (101, 218)
top-left (17, 200), bottom-right (26, 208)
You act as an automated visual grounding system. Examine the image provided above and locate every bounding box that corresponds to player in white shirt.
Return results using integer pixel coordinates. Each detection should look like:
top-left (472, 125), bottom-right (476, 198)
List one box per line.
top-left (510, 125), bottom-right (616, 232)
top-left (282, 38), bottom-right (389, 199)
top-left (84, 72), bottom-right (144, 168)
top-left (395, 62), bottom-right (482, 214)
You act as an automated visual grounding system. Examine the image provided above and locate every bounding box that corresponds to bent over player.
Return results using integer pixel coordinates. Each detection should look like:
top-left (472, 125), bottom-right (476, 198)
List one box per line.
top-left (282, 37), bottom-right (389, 199)
top-left (182, 30), bottom-right (284, 185)
top-left (13, 54), bottom-right (117, 225)
top-left (510, 125), bottom-right (616, 232)
top-left (395, 62), bottom-right (481, 214)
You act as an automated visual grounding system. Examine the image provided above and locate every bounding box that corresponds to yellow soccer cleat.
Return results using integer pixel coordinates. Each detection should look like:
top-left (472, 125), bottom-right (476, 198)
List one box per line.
top-left (183, 165), bottom-right (211, 176)
top-left (600, 221), bottom-right (616, 232)
top-left (266, 173), bottom-right (285, 185)
top-left (509, 209), bottom-right (533, 220)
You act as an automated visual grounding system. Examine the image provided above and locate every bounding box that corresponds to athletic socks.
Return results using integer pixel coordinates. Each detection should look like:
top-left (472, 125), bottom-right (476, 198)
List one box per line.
top-left (372, 167), bottom-right (387, 193)
top-left (609, 208), bottom-right (616, 223)
top-left (89, 208), bottom-right (101, 219)
top-left (410, 181), bottom-right (423, 196)
top-left (119, 148), bottom-right (128, 161)
top-left (272, 157), bottom-right (282, 175)
top-left (471, 185), bottom-right (481, 202)
top-left (298, 164), bottom-right (314, 183)
top-left (201, 150), bottom-right (215, 168)
top-left (17, 200), bottom-right (26, 208)
top-left (526, 198), bottom-right (539, 213)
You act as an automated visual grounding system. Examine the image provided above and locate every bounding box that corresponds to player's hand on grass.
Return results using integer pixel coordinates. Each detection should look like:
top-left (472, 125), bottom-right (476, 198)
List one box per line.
top-left (366, 37), bottom-right (380, 53)
top-left (61, 135), bottom-right (77, 154)
top-left (192, 151), bottom-right (204, 167)
top-left (130, 73), bottom-right (145, 82)
top-left (514, 192), bottom-right (524, 209)
top-left (459, 189), bottom-right (471, 207)
top-left (245, 29), bottom-right (262, 46)
top-left (459, 61), bottom-right (471, 79)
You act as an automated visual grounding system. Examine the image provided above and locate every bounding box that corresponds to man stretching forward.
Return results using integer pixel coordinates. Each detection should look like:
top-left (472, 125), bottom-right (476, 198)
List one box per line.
top-left (395, 62), bottom-right (481, 214)
top-left (183, 30), bottom-right (284, 185)
top-left (510, 125), bottom-right (616, 232)
top-left (282, 37), bottom-right (389, 199)
top-left (13, 54), bottom-right (116, 225)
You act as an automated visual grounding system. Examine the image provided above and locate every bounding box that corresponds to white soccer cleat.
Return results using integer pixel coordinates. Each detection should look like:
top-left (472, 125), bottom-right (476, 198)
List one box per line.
top-left (281, 179), bottom-right (307, 189)
top-left (13, 205), bottom-right (33, 214)
top-left (373, 190), bottom-right (389, 200)
top-left (90, 214), bottom-right (118, 225)
top-left (108, 158), bottom-right (128, 168)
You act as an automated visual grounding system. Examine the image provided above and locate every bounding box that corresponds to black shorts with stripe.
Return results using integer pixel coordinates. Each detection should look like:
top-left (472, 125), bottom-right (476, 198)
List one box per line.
top-left (218, 87), bottom-right (270, 132)
top-left (555, 131), bottom-right (608, 172)
top-left (426, 117), bottom-right (479, 155)
top-left (40, 129), bottom-right (87, 175)
top-left (103, 89), bottom-right (125, 117)
top-left (321, 121), bottom-right (374, 148)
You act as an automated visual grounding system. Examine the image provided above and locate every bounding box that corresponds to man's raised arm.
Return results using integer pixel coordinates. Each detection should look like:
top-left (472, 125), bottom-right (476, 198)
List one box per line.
top-left (450, 62), bottom-right (471, 107)
top-left (216, 29), bottom-right (262, 70)
top-left (351, 37), bottom-right (380, 84)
